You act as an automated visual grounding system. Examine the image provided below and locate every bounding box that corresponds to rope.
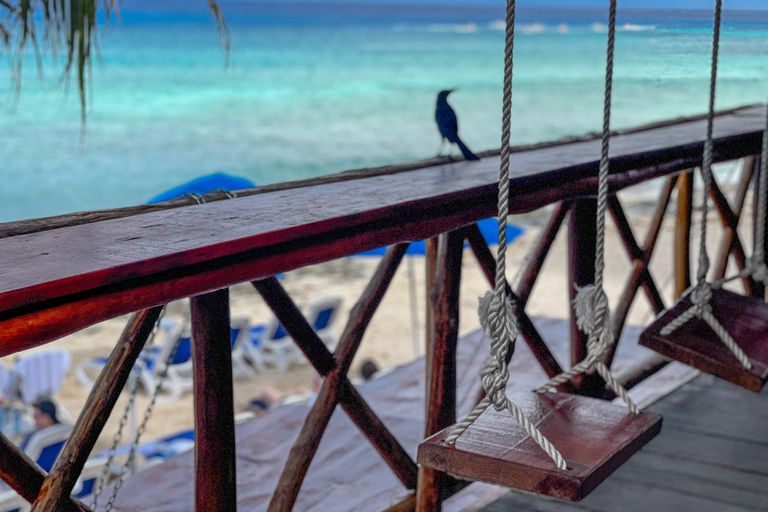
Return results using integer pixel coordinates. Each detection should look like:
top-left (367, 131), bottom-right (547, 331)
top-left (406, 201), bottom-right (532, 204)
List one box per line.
top-left (443, 0), bottom-right (567, 470)
top-left (534, 0), bottom-right (638, 414)
top-left (654, 0), bottom-right (753, 370)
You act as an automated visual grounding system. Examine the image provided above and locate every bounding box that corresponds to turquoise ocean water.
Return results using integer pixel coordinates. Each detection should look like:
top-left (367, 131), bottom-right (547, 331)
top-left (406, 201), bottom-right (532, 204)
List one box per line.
top-left (2, 3), bottom-right (768, 223)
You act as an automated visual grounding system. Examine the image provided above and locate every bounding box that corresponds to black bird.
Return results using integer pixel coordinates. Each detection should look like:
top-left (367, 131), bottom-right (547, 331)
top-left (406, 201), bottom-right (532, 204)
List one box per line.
top-left (435, 89), bottom-right (479, 161)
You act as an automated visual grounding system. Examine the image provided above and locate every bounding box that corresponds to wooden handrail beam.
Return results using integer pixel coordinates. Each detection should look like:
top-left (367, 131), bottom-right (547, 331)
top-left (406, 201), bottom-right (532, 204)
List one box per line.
top-left (0, 107), bottom-right (765, 355)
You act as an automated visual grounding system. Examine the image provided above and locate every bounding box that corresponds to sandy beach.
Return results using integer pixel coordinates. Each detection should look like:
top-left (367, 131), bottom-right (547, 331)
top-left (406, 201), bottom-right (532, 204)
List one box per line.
top-left (0, 179), bottom-right (755, 463)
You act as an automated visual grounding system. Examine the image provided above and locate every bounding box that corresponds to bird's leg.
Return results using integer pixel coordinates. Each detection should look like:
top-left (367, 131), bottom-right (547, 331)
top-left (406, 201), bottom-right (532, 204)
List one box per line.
top-left (436, 138), bottom-right (445, 157)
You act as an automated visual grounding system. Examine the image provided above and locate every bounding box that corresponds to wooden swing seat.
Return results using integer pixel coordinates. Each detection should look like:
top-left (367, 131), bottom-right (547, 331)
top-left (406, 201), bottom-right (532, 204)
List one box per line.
top-left (640, 288), bottom-right (768, 392)
top-left (417, 391), bottom-right (661, 501)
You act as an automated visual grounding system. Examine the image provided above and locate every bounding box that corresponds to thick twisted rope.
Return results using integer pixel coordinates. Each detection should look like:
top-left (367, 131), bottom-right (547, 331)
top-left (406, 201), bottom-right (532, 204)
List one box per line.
top-left (534, 0), bottom-right (637, 414)
top-left (656, 0), bottom-right (752, 370)
top-left (443, 0), bottom-right (566, 470)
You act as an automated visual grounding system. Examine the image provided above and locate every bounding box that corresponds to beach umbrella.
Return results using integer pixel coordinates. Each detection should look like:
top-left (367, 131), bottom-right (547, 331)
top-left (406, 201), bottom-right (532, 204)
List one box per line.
top-left (351, 218), bottom-right (524, 356)
top-left (147, 172), bottom-right (256, 204)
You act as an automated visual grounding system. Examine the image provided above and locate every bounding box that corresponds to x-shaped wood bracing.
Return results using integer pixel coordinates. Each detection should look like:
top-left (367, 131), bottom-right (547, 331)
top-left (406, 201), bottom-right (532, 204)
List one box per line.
top-left (708, 159), bottom-right (756, 293)
top-left (255, 244), bottom-right (418, 512)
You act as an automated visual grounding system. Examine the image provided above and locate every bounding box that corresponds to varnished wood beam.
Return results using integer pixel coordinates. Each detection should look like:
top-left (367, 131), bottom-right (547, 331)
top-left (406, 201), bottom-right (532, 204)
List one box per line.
top-left (606, 182), bottom-right (672, 368)
top-left (568, 200), bottom-right (606, 397)
top-left (515, 202), bottom-right (571, 309)
top-left (191, 289), bottom-right (237, 512)
top-left (32, 307), bottom-right (163, 511)
top-left (675, 170), bottom-right (694, 298)
top-left (417, 230), bottom-right (463, 512)
top-left (0, 434), bottom-right (88, 512)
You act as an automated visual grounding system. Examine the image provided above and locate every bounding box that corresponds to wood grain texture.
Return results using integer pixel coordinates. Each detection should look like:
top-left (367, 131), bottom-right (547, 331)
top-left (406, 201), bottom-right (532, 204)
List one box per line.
top-left (417, 230), bottom-right (464, 512)
top-left (417, 392), bottom-right (662, 501)
top-left (32, 307), bottom-right (163, 512)
top-left (190, 289), bottom-right (237, 512)
top-left (0, 434), bottom-right (88, 512)
top-left (0, 107), bottom-right (764, 356)
top-left (1, 105), bottom-right (755, 241)
top-left (675, 171), bottom-right (694, 298)
top-left (640, 288), bottom-right (768, 392)
top-left (606, 182), bottom-right (672, 368)
top-left (568, 200), bottom-right (605, 396)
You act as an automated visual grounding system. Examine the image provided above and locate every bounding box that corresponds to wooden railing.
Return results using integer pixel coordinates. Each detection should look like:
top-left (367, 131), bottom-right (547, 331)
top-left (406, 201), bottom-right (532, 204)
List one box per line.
top-left (0, 104), bottom-right (765, 511)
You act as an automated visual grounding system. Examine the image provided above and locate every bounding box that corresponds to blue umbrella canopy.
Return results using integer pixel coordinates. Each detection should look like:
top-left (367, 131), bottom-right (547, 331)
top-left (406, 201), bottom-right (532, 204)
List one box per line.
top-left (353, 218), bottom-right (524, 257)
top-left (147, 173), bottom-right (256, 204)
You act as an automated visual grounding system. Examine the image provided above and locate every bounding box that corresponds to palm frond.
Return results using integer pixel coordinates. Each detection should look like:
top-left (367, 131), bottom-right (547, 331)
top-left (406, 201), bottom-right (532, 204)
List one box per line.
top-left (0, 0), bottom-right (229, 128)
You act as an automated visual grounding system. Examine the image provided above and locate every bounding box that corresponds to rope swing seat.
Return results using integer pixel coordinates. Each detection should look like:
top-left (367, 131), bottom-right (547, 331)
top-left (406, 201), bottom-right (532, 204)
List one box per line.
top-left (640, 0), bottom-right (768, 393)
top-left (418, 0), bottom-right (661, 501)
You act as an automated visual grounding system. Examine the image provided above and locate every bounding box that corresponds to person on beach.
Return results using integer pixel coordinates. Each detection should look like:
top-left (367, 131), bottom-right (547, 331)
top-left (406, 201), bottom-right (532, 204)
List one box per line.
top-left (18, 399), bottom-right (61, 451)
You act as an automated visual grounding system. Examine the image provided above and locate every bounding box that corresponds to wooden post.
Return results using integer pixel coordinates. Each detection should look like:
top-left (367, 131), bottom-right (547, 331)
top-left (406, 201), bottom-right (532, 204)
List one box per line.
top-left (416, 230), bottom-right (463, 512)
top-left (675, 170), bottom-right (694, 298)
top-left (568, 200), bottom-right (605, 397)
top-left (753, 157), bottom-right (767, 300)
top-left (190, 289), bottom-right (237, 512)
top-left (423, 236), bottom-right (438, 420)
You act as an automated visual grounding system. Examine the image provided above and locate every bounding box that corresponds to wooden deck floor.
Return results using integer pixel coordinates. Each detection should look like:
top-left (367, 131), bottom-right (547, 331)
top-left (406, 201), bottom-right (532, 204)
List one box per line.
top-left (107, 318), bottom-right (698, 512)
top-left (482, 374), bottom-right (768, 512)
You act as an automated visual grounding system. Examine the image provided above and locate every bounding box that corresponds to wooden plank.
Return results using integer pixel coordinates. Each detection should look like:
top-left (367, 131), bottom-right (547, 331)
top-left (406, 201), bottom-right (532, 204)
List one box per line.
top-left (675, 171), bottom-right (694, 298)
top-left (267, 372), bottom-right (341, 512)
top-left (568, 200), bottom-right (605, 396)
top-left (0, 434), bottom-right (88, 512)
top-left (2, 105), bottom-right (756, 241)
top-left (190, 289), bottom-right (237, 511)
top-left (32, 307), bottom-right (163, 511)
top-left (418, 392), bottom-right (662, 501)
top-left (639, 288), bottom-right (768, 392)
top-left (417, 230), bottom-right (464, 512)
top-left (0, 107), bottom-right (764, 354)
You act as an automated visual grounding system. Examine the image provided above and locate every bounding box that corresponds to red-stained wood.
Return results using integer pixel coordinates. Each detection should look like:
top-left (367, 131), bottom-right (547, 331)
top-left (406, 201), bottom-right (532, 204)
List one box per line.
top-left (256, 253), bottom-right (419, 501)
top-left (464, 222), bottom-right (565, 381)
top-left (0, 434), bottom-right (88, 512)
top-left (32, 307), bottom-right (163, 512)
top-left (515, 202), bottom-right (571, 309)
top-left (417, 392), bottom-right (662, 501)
top-left (640, 288), bottom-right (768, 392)
top-left (417, 230), bottom-right (464, 512)
top-left (3, 105), bottom-right (754, 241)
top-left (568, 200), bottom-right (605, 397)
top-left (267, 372), bottom-right (341, 512)
top-left (424, 236), bottom-right (438, 422)
top-left (0, 108), bottom-right (765, 356)
top-left (252, 277), bottom-right (337, 376)
top-left (190, 289), bottom-right (237, 512)
top-left (753, 157), bottom-right (767, 300)
top-left (605, 181), bottom-right (673, 368)
top-left (675, 171), bottom-right (694, 298)
top-left (709, 169), bottom-right (753, 293)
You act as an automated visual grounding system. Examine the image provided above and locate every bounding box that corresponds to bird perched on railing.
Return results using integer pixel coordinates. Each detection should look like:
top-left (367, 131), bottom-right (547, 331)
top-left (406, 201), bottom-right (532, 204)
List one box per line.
top-left (435, 89), bottom-right (479, 161)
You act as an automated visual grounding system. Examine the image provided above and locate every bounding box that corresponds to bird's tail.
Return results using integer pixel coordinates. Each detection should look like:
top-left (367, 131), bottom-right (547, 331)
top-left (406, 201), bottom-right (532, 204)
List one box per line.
top-left (456, 138), bottom-right (479, 161)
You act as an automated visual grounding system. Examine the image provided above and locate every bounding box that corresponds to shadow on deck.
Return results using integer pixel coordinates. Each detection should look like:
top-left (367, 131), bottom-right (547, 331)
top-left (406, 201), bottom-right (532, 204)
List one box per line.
top-left (483, 374), bottom-right (768, 512)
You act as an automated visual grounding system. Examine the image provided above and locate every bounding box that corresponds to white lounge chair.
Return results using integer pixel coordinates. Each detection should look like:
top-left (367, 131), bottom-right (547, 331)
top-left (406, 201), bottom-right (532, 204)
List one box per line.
top-left (8, 350), bottom-right (71, 406)
top-left (242, 296), bottom-right (342, 373)
top-left (0, 490), bottom-right (29, 512)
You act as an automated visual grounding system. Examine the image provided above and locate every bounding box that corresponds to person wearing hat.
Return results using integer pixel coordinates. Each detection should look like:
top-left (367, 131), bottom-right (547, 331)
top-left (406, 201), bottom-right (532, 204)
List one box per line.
top-left (18, 399), bottom-right (60, 451)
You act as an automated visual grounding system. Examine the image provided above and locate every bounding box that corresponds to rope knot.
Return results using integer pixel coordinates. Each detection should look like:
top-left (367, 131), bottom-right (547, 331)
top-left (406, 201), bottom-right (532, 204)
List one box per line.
top-left (571, 285), bottom-right (613, 372)
top-left (478, 289), bottom-right (517, 411)
top-left (690, 281), bottom-right (713, 316)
